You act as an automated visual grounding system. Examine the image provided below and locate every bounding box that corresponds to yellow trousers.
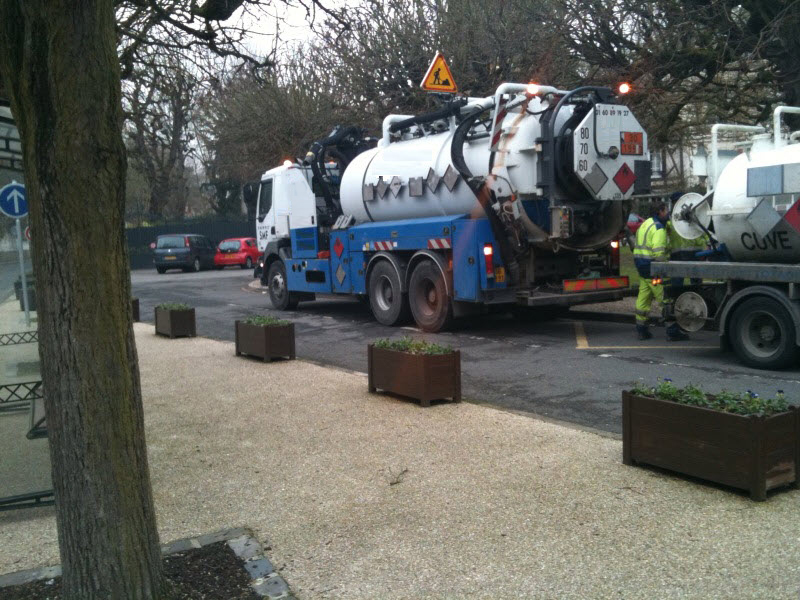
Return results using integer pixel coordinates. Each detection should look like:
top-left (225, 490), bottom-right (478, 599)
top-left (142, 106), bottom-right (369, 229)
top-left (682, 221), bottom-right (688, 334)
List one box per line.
top-left (635, 277), bottom-right (664, 325)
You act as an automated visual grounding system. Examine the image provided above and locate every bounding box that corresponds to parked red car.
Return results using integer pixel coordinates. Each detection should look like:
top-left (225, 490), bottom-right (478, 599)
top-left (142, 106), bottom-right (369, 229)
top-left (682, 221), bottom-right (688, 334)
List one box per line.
top-left (214, 237), bottom-right (260, 270)
top-left (627, 212), bottom-right (645, 235)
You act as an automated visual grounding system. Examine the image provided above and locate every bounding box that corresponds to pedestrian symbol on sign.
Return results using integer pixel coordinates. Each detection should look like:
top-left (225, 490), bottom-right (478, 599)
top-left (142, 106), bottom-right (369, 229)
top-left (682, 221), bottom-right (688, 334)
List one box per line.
top-left (420, 52), bottom-right (458, 94)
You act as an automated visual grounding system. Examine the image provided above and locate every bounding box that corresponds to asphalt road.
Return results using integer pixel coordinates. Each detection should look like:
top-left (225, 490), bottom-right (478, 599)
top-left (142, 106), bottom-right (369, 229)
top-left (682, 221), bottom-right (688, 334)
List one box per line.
top-left (131, 267), bottom-right (800, 434)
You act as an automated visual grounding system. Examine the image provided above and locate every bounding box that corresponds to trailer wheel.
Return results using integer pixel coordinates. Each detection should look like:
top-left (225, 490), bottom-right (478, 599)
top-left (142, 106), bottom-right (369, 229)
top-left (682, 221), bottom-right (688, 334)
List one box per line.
top-left (409, 259), bottom-right (453, 332)
top-left (368, 260), bottom-right (410, 326)
top-left (729, 297), bottom-right (798, 370)
top-left (267, 261), bottom-right (299, 310)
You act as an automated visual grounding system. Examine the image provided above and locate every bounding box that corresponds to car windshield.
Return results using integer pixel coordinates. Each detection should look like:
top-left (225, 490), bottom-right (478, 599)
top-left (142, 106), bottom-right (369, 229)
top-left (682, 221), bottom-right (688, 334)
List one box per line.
top-left (219, 240), bottom-right (241, 251)
top-left (157, 236), bottom-right (185, 249)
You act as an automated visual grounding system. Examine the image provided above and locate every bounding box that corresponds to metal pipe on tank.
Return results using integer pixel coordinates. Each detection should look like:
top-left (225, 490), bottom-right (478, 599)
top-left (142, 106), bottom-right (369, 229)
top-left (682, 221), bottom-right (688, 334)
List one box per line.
top-left (709, 124), bottom-right (764, 190)
top-left (773, 106), bottom-right (800, 148)
top-left (790, 131), bottom-right (800, 144)
top-left (380, 115), bottom-right (415, 148)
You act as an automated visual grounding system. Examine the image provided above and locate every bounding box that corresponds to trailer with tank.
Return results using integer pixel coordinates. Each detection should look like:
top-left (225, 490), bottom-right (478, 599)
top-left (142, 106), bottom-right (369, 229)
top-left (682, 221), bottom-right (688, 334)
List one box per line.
top-left (653, 106), bottom-right (800, 369)
top-left (255, 82), bottom-right (650, 332)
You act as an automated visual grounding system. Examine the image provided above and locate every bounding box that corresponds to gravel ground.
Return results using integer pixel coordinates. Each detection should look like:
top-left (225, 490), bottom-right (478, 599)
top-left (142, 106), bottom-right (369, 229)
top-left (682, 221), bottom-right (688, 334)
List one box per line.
top-left (1, 324), bottom-right (798, 599)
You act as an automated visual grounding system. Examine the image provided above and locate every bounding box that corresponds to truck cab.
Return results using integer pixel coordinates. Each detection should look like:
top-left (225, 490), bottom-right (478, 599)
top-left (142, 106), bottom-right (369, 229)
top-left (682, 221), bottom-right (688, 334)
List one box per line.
top-left (255, 163), bottom-right (316, 254)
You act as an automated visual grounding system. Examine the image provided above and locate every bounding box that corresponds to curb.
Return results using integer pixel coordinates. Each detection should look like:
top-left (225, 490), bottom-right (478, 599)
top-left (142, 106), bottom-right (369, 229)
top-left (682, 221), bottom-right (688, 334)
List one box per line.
top-left (0, 526), bottom-right (294, 599)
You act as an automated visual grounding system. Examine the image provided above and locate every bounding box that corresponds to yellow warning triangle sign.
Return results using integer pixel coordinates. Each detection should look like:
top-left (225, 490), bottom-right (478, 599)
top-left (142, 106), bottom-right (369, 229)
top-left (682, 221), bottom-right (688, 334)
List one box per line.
top-left (420, 52), bottom-right (458, 94)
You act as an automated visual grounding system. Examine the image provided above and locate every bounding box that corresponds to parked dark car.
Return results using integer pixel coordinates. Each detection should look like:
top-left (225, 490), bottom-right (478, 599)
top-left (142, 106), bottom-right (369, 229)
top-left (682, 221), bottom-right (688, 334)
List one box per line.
top-left (214, 237), bottom-right (260, 270)
top-left (153, 234), bottom-right (216, 273)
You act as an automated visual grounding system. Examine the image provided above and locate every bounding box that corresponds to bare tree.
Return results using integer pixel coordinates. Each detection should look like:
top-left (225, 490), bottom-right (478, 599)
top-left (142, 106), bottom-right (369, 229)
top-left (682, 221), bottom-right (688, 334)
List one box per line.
top-left (551, 0), bottom-right (791, 145)
top-left (0, 1), bottom-right (335, 598)
top-left (124, 48), bottom-right (198, 218)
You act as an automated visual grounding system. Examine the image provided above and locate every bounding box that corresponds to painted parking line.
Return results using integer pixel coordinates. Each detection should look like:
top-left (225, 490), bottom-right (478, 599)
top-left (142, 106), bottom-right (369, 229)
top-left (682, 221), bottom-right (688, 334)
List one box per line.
top-left (573, 322), bottom-right (717, 350)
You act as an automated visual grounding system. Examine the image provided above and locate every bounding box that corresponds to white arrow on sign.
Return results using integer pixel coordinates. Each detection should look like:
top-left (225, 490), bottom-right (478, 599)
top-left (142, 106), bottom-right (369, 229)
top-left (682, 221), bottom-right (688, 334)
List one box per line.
top-left (9, 189), bottom-right (24, 213)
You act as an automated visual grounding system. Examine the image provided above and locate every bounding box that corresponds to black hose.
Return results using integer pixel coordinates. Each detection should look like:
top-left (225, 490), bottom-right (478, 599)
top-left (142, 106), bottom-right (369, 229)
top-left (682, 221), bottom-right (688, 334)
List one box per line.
top-left (389, 98), bottom-right (468, 133)
top-left (451, 105), bottom-right (520, 283)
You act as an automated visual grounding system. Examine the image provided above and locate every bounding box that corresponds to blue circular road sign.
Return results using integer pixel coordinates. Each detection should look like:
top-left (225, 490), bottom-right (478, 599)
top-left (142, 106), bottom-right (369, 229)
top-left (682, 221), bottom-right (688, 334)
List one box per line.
top-left (0, 181), bottom-right (28, 219)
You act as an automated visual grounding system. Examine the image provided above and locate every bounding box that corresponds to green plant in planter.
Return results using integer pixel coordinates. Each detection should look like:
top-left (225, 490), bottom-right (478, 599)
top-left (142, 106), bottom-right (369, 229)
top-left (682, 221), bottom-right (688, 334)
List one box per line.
top-left (243, 315), bottom-right (290, 327)
top-left (156, 302), bottom-right (192, 311)
top-left (373, 337), bottom-right (453, 355)
top-left (631, 379), bottom-right (790, 417)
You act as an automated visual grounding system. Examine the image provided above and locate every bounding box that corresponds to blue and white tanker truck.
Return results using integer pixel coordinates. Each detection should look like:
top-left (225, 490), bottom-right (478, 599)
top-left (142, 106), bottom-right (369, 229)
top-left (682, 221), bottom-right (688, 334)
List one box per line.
top-left (255, 82), bottom-right (651, 332)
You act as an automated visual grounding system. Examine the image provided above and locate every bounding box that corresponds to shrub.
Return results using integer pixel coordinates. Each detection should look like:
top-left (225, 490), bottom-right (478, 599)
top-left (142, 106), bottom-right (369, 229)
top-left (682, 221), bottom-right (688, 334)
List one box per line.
top-left (631, 379), bottom-right (790, 417)
top-left (156, 302), bottom-right (192, 311)
top-left (373, 337), bottom-right (453, 355)
top-left (242, 315), bottom-right (290, 327)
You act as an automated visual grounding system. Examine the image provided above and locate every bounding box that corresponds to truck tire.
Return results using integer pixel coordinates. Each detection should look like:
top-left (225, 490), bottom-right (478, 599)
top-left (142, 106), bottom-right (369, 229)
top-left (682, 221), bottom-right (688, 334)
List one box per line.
top-left (409, 259), bottom-right (453, 332)
top-left (267, 261), bottom-right (299, 310)
top-left (729, 297), bottom-right (799, 370)
top-left (368, 260), bottom-right (410, 326)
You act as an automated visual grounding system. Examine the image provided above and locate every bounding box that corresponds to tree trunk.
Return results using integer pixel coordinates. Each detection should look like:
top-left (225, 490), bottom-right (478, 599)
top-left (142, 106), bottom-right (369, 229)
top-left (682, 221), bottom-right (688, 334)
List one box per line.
top-left (0, 2), bottom-right (167, 598)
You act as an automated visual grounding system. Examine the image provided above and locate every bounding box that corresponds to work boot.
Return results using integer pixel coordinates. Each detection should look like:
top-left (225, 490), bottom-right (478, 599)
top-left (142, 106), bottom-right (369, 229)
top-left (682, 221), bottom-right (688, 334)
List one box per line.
top-left (666, 323), bottom-right (689, 341)
top-left (636, 324), bottom-right (652, 340)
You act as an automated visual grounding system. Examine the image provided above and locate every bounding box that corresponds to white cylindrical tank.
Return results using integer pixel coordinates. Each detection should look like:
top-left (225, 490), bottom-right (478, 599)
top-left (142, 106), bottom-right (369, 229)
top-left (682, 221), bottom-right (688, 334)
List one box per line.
top-left (340, 127), bottom-right (492, 223)
top-left (339, 94), bottom-right (646, 225)
top-left (712, 142), bottom-right (800, 262)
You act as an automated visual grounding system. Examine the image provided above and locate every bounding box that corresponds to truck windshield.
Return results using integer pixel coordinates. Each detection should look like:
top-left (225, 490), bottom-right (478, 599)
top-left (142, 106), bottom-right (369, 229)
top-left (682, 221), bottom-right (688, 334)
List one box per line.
top-left (157, 236), bottom-right (185, 249)
top-left (219, 240), bottom-right (241, 251)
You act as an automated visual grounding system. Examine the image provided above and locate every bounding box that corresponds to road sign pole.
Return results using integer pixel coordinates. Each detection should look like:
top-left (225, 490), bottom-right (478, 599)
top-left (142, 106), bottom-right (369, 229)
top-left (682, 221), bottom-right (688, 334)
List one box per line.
top-left (15, 218), bottom-right (30, 326)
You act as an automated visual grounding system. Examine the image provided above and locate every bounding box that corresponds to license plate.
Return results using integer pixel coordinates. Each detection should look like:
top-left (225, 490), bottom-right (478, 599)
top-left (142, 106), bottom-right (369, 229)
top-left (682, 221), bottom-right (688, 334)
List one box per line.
top-left (494, 267), bottom-right (505, 283)
top-left (164, 255), bottom-right (177, 260)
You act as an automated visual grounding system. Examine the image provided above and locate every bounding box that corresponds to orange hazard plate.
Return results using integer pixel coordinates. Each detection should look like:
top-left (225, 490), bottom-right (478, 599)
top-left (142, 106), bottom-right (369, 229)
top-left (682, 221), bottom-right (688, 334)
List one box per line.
top-left (494, 267), bottom-right (505, 283)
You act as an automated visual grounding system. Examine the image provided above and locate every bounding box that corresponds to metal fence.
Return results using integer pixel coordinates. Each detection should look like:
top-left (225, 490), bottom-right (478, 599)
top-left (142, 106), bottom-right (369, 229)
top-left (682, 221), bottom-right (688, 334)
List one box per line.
top-left (126, 219), bottom-right (255, 270)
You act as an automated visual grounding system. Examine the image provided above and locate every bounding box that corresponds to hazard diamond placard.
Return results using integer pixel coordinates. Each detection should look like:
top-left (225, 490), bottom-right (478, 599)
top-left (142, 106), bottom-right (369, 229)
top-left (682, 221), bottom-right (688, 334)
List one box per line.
top-left (420, 52), bottom-right (458, 94)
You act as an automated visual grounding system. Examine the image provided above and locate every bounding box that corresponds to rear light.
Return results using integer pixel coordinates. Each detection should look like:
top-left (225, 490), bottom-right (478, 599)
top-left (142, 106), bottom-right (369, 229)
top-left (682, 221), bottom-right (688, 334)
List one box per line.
top-left (652, 277), bottom-right (663, 285)
top-left (610, 240), bottom-right (619, 249)
top-left (184, 236), bottom-right (190, 248)
top-left (483, 243), bottom-right (494, 278)
top-left (610, 239), bottom-right (620, 267)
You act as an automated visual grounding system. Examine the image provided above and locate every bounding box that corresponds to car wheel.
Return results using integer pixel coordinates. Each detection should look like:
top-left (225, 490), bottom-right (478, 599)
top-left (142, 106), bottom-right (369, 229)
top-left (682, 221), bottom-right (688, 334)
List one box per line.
top-left (156, 267), bottom-right (166, 274)
top-left (730, 297), bottom-right (798, 370)
top-left (267, 261), bottom-right (299, 310)
top-left (243, 257), bottom-right (253, 270)
top-left (368, 260), bottom-right (410, 326)
top-left (192, 257), bottom-right (201, 273)
top-left (408, 259), bottom-right (452, 332)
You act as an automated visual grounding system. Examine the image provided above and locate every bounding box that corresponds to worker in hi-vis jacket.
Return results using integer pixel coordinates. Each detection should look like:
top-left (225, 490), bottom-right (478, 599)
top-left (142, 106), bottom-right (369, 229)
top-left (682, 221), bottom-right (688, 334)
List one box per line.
top-left (633, 203), bottom-right (689, 341)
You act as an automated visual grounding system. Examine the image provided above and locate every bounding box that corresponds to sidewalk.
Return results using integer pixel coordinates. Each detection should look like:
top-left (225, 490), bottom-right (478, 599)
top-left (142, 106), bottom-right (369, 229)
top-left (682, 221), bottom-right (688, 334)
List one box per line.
top-left (1, 323), bottom-right (798, 598)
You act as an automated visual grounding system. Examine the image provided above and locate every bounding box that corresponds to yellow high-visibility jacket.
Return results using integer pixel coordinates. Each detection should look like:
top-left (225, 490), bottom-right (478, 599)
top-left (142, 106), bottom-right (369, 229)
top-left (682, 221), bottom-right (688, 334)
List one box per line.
top-left (633, 217), bottom-right (668, 277)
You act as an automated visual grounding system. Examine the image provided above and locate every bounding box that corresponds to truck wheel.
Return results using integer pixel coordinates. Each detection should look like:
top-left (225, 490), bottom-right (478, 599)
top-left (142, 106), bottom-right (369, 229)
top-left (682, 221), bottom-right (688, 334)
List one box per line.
top-left (409, 259), bottom-right (452, 332)
top-left (730, 297), bottom-right (799, 370)
top-left (267, 261), bottom-right (298, 310)
top-left (368, 260), bottom-right (410, 326)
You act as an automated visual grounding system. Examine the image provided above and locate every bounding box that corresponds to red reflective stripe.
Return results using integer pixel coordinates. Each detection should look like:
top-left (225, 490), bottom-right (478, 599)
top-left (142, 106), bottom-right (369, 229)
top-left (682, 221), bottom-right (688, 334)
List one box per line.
top-left (563, 279), bottom-right (595, 292)
top-left (564, 276), bottom-right (630, 292)
top-left (427, 238), bottom-right (451, 249)
top-left (490, 96), bottom-right (508, 151)
top-left (596, 276), bottom-right (629, 289)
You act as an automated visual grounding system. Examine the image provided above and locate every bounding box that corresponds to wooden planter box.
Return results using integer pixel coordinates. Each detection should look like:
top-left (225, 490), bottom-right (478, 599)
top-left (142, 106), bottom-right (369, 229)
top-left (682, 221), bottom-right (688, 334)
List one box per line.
top-left (368, 344), bottom-right (461, 407)
top-left (235, 321), bottom-right (295, 361)
top-left (131, 298), bottom-right (140, 322)
top-left (622, 391), bottom-right (800, 500)
top-left (154, 307), bottom-right (196, 338)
